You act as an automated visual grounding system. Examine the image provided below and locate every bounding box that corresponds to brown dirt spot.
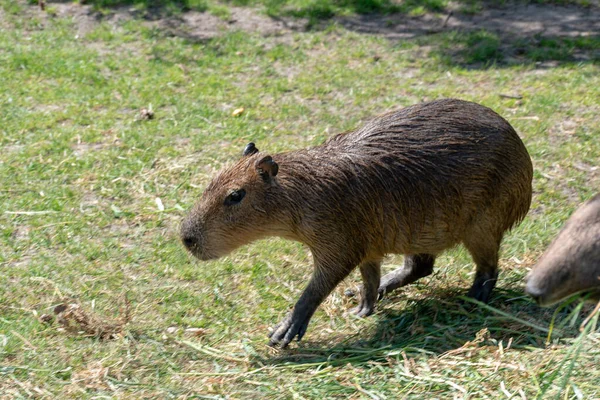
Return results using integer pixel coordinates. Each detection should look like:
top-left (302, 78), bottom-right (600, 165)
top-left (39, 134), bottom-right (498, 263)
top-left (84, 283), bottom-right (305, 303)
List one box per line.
top-left (151, 6), bottom-right (306, 41)
top-left (68, 362), bottom-right (111, 392)
top-left (12, 225), bottom-right (30, 241)
top-left (547, 118), bottom-right (582, 145)
top-left (72, 142), bottom-right (106, 158)
top-left (4, 144), bottom-right (25, 154)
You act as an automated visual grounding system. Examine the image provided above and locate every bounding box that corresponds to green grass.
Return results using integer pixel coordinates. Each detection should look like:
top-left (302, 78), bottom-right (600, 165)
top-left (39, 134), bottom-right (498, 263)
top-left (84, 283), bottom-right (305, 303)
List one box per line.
top-left (1, 0), bottom-right (600, 397)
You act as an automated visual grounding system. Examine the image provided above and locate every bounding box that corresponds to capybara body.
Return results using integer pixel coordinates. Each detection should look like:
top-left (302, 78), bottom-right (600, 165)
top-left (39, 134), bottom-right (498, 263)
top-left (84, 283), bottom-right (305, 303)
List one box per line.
top-left (525, 194), bottom-right (600, 306)
top-left (181, 99), bottom-right (533, 347)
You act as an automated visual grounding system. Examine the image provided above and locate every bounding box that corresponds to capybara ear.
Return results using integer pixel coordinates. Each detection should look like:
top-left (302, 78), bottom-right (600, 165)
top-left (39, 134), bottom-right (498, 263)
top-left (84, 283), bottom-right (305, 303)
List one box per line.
top-left (255, 156), bottom-right (278, 182)
top-left (243, 142), bottom-right (259, 156)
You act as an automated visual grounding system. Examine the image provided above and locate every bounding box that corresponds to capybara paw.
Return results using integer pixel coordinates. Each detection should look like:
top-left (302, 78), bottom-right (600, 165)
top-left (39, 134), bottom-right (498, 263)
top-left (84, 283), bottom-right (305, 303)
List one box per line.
top-left (466, 273), bottom-right (497, 303)
top-left (467, 285), bottom-right (493, 303)
top-left (351, 303), bottom-right (374, 317)
top-left (376, 286), bottom-right (390, 301)
top-left (268, 316), bottom-right (308, 348)
top-left (466, 286), bottom-right (491, 303)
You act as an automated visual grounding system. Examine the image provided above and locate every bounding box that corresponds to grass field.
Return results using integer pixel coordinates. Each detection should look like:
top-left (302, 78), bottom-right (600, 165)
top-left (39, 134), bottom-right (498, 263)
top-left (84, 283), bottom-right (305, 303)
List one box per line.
top-left (1, 0), bottom-right (599, 398)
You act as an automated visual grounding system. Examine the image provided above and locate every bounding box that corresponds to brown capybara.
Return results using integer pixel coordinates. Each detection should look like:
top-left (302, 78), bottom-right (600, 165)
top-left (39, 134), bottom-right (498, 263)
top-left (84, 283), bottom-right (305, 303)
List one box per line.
top-left (525, 194), bottom-right (600, 306)
top-left (180, 99), bottom-right (533, 347)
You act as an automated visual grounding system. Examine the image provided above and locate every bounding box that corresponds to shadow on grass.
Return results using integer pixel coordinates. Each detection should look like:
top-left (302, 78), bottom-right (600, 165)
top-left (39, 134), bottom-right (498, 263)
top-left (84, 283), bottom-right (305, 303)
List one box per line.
top-left (426, 31), bottom-right (600, 68)
top-left (325, 1), bottom-right (600, 68)
top-left (71, 0), bottom-right (209, 12)
top-left (259, 286), bottom-right (583, 368)
top-left (259, 0), bottom-right (600, 24)
top-left (264, 0), bottom-right (447, 21)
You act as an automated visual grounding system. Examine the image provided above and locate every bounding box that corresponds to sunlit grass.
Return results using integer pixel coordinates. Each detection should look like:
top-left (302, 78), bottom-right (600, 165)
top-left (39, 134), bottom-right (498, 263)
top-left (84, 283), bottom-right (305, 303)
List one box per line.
top-left (1, 0), bottom-right (599, 397)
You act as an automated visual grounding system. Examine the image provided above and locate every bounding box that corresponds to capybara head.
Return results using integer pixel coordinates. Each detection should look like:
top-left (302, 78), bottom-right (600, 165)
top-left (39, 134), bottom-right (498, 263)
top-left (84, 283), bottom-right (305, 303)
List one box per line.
top-left (525, 194), bottom-right (600, 306)
top-left (180, 143), bottom-right (282, 261)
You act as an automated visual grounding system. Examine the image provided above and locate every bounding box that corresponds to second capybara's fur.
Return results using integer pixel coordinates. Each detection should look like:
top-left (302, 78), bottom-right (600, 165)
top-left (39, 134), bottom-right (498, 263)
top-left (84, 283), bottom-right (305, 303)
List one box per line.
top-left (525, 194), bottom-right (600, 306)
top-left (181, 99), bottom-right (533, 347)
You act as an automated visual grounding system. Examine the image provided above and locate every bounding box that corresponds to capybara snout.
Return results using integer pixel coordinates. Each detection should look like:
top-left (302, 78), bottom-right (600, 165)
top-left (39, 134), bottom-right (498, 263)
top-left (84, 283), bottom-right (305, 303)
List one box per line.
top-left (180, 215), bottom-right (206, 259)
top-left (524, 265), bottom-right (572, 306)
top-left (525, 193), bottom-right (600, 306)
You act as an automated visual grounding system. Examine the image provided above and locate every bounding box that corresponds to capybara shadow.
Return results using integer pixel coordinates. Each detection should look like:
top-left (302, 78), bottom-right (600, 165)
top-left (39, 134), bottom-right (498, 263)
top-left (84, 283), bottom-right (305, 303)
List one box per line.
top-left (258, 286), bottom-right (589, 367)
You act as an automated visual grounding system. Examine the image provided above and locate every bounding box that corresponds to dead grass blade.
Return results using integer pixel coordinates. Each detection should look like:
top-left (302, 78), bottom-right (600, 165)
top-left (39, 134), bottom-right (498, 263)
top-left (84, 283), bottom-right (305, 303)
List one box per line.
top-left (53, 295), bottom-right (131, 339)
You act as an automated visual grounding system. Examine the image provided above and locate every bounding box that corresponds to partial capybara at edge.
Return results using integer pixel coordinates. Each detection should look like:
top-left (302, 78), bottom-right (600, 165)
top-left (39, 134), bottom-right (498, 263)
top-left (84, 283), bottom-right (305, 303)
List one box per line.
top-left (180, 99), bottom-right (533, 347)
top-left (525, 194), bottom-right (600, 306)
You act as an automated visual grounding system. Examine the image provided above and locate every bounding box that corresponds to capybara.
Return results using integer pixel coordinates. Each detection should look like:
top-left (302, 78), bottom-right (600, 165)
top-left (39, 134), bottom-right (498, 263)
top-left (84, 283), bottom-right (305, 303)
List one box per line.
top-left (181, 99), bottom-right (533, 347)
top-left (525, 193), bottom-right (600, 306)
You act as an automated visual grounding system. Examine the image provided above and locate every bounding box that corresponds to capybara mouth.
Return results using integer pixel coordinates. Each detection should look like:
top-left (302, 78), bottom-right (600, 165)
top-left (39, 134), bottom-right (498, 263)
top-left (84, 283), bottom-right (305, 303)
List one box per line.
top-left (186, 247), bottom-right (217, 261)
top-left (531, 288), bottom-right (600, 307)
top-left (579, 289), bottom-right (600, 303)
top-left (533, 294), bottom-right (553, 307)
top-left (196, 252), bottom-right (218, 261)
top-left (525, 280), bottom-right (550, 305)
top-left (531, 288), bottom-right (569, 307)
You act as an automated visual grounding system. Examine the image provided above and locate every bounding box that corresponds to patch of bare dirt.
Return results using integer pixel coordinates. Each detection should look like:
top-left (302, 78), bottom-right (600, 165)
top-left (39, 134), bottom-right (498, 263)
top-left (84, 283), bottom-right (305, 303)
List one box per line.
top-left (68, 362), bottom-right (111, 391)
top-left (9, 1), bottom-right (101, 36)
top-left (149, 7), bottom-right (306, 41)
top-left (13, 1), bottom-right (600, 48)
top-left (72, 142), bottom-right (106, 158)
top-left (4, 144), bottom-right (26, 154)
top-left (0, 8), bottom-right (10, 30)
top-left (12, 225), bottom-right (30, 241)
top-left (547, 118), bottom-right (582, 145)
top-left (13, 1), bottom-right (303, 40)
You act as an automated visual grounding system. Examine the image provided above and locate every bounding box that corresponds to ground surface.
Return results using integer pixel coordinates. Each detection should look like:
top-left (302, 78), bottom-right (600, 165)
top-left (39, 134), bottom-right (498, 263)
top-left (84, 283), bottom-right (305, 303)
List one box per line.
top-left (1, 0), bottom-right (599, 398)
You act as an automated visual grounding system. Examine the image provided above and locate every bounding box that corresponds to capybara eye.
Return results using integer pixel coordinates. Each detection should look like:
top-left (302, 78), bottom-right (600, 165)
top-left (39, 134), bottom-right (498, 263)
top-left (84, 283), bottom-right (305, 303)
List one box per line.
top-left (224, 189), bottom-right (246, 206)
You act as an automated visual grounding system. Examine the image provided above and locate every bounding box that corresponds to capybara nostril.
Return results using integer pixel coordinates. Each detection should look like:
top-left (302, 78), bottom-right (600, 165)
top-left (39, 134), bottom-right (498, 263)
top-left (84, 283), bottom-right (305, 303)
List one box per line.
top-left (182, 235), bottom-right (197, 250)
top-left (180, 217), bottom-right (201, 251)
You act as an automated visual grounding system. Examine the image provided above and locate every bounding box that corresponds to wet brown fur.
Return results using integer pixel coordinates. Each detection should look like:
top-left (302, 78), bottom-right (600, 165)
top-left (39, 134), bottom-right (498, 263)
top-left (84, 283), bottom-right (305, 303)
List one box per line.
top-left (525, 193), bottom-right (600, 306)
top-left (181, 99), bottom-right (533, 347)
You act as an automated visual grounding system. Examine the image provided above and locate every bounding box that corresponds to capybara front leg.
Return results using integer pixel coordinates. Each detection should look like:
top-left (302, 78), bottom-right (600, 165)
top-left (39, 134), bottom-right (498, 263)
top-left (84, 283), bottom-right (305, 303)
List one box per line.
top-left (466, 254), bottom-right (499, 303)
top-left (378, 254), bottom-right (435, 298)
top-left (465, 238), bottom-right (500, 303)
top-left (269, 261), bottom-right (354, 347)
top-left (467, 268), bottom-right (499, 303)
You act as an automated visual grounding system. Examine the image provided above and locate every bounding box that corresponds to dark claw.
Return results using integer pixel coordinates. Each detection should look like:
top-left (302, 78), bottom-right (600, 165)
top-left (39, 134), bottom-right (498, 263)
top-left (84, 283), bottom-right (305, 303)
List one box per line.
top-left (268, 315), bottom-right (310, 348)
top-left (297, 324), bottom-right (307, 341)
top-left (268, 316), bottom-right (290, 339)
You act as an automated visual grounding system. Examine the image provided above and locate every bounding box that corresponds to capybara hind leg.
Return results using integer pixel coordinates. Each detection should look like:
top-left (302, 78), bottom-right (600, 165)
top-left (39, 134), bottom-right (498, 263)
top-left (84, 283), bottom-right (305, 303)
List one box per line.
top-left (378, 254), bottom-right (435, 298)
top-left (352, 260), bottom-right (381, 317)
top-left (465, 239), bottom-right (501, 303)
